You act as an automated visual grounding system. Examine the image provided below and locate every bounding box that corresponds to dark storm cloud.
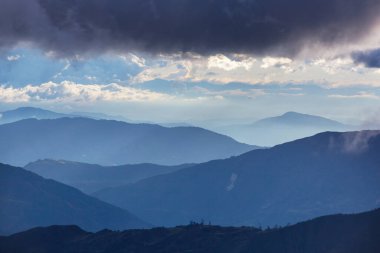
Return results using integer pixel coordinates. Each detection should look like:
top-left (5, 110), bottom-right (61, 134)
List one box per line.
top-left (352, 49), bottom-right (380, 68)
top-left (1, 0), bottom-right (380, 56)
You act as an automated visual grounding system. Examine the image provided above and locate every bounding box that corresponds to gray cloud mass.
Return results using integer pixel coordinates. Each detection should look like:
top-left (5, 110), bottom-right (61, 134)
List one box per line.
top-left (352, 48), bottom-right (380, 68)
top-left (1, 0), bottom-right (380, 56)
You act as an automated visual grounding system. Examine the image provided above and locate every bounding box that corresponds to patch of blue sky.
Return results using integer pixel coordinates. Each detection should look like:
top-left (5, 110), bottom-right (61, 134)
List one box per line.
top-left (0, 48), bottom-right (143, 87)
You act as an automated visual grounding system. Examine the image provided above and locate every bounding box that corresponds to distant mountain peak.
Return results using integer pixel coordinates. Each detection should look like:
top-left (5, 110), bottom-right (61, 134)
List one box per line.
top-left (2, 107), bottom-right (67, 115)
top-left (253, 111), bottom-right (346, 128)
top-left (0, 107), bottom-right (72, 125)
top-left (281, 111), bottom-right (308, 117)
top-left (8, 106), bottom-right (48, 112)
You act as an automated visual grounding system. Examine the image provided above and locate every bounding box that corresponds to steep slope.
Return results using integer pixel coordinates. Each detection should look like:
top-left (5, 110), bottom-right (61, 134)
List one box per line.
top-left (0, 163), bottom-right (148, 235)
top-left (216, 111), bottom-right (353, 146)
top-left (94, 130), bottom-right (380, 227)
top-left (25, 159), bottom-right (193, 194)
top-left (0, 107), bottom-right (72, 124)
top-left (0, 117), bottom-right (255, 166)
top-left (1, 209), bottom-right (379, 253)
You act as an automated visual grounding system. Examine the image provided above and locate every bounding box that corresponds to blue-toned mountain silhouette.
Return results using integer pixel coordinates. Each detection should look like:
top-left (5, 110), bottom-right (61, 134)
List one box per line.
top-left (94, 130), bottom-right (380, 227)
top-left (216, 111), bottom-right (353, 146)
top-left (25, 159), bottom-right (193, 194)
top-left (0, 107), bottom-right (72, 124)
top-left (0, 163), bottom-right (149, 235)
top-left (1, 208), bottom-right (379, 253)
top-left (0, 107), bottom-right (131, 124)
top-left (0, 117), bottom-right (256, 166)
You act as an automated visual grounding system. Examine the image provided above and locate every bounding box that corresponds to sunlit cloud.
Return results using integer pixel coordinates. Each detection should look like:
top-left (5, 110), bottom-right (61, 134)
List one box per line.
top-left (0, 81), bottom-right (171, 103)
top-left (261, 57), bottom-right (293, 69)
top-left (121, 53), bottom-right (146, 68)
top-left (208, 54), bottom-right (256, 71)
top-left (311, 57), bottom-right (355, 75)
top-left (127, 53), bottom-right (380, 87)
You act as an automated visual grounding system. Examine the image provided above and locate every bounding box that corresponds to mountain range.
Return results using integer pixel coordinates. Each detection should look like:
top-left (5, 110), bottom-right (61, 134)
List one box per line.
top-left (0, 107), bottom-right (135, 124)
top-left (0, 107), bottom-right (359, 147)
top-left (94, 130), bottom-right (380, 227)
top-left (0, 163), bottom-right (148, 235)
top-left (0, 107), bottom-right (71, 124)
top-left (25, 159), bottom-right (193, 194)
top-left (1, 208), bottom-right (379, 253)
top-left (0, 117), bottom-right (255, 166)
top-left (215, 111), bottom-right (353, 146)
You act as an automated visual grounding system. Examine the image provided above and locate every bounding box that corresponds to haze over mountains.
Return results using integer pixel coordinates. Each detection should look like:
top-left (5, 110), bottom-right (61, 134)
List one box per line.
top-left (0, 106), bottom-right (367, 148)
top-left (0, 107), bottom-right (71, 124)
top-left (2, 0), bottom-right (380, 250)
top-left (0, 163), bottom-right (148, 235)
top-left (1, 208), bottom-right (379, 253)
top-left (0, 107), bottom-right (360, 147)
top-left (216, 111), bottom-right (354, 146)
top-left (0, 107), bottom-right (132, 124)
top-left (0, 106), bottom-right (379, 246)
top-left (25, 159), bottom-right (193, 194)
top-left (0, 117), bottom-right (255, 166)
top-left (95, 130), bottom-right (380, 227)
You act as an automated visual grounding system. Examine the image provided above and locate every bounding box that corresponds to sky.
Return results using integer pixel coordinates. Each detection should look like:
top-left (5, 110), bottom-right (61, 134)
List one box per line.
top-left (1, 0), bottom-right (380, 127)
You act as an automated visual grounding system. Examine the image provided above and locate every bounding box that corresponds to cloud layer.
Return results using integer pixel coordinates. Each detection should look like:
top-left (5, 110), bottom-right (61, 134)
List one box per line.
top-left (0, 81), bottom-right (170, 103)
top-left (1, 0), bottom-right (380, 56)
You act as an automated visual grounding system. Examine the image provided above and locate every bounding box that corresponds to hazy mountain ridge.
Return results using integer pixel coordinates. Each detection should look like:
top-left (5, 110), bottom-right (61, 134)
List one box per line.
top-left (0, 107), bottom-right (73, 124)
top-left (253, 111), bottom-right (348, 128)
top-left (94, 130), bottom-right (380, 227)
top-left (1, 208), bottom-right (379, 253)
top-left (0, 117), bottom-right (256, 166)
top-left (0, 107), bottom-right (357, 147)
top-left (216, 111), bottom-right (354, 146)
top-left (25, 159), bottom-right (194, 194)
top-left (0, 163), bottom-right (149, 235)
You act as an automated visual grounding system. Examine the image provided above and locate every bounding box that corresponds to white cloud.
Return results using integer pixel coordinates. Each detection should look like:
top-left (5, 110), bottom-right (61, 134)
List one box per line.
top-left (328, 91), bottom-right (380, 100)
top-left (311, 57), bottom-right (354, 74)
top-left (123, 53), bottom-right (146, 67)
top-left (130, 53), bottom-right (380, 87)
top-left (6, 55), bottom-right (21, 61)
top-left (0, 81), bottom-right (171, 103)
top-left (131, 58), bottom-right (193, 83)
top-left (40, 51), bottom-right (377, 87)
top-left (208, 54), bottom-right (256, 71)
top-left (261, 57), bottom-right (292, 69)
top-left (101, 51), bottom-right (380, 86)
top-left (0, 86), bottom-right (30, 102)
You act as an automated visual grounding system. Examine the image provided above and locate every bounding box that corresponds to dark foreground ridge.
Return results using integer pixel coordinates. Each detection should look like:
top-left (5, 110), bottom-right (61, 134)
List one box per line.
top-left (1, 208), bottom-right (380, 253)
